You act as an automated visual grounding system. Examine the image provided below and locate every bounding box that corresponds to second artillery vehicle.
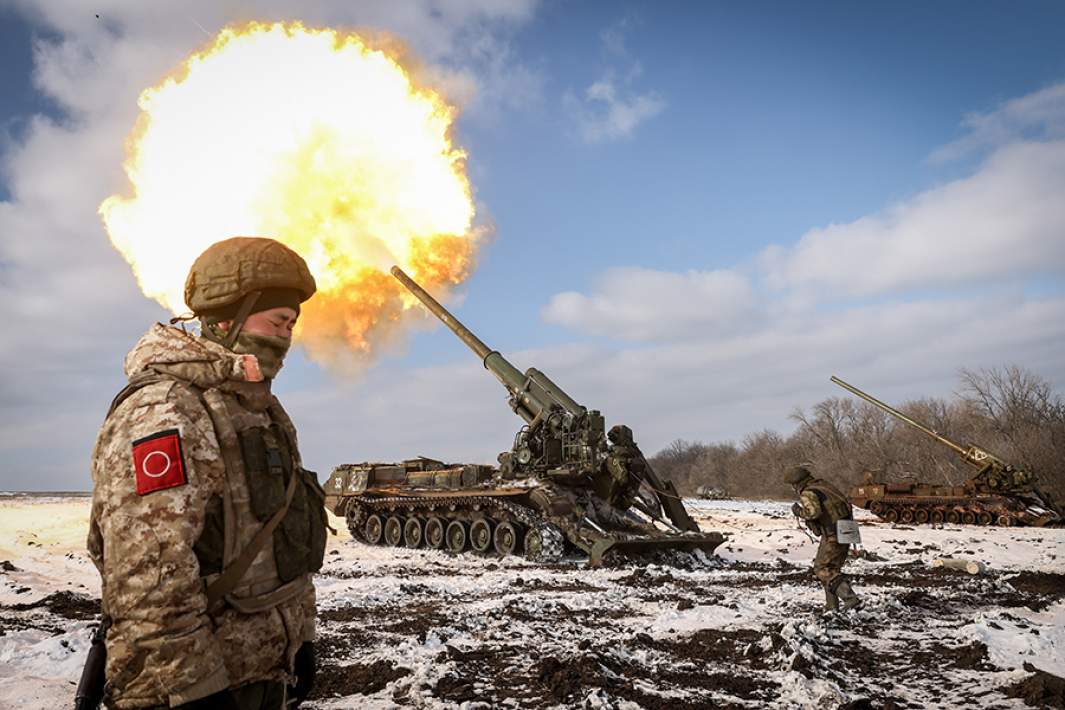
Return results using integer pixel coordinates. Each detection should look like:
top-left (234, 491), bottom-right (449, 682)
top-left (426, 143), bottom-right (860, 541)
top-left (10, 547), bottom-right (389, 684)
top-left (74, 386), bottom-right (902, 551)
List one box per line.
top-left (323, 267), bottom-right (725, 564)
top-left (832, 376), bottom-right (1062, 527)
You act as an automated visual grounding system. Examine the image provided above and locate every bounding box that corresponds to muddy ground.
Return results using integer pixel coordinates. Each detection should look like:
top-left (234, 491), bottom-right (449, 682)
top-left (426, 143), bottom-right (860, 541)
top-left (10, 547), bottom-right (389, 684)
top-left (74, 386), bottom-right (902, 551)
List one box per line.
top-left (299, 556), bottom-right (1065, 708)
top-left (1, 499), bottom-right (1063, 708)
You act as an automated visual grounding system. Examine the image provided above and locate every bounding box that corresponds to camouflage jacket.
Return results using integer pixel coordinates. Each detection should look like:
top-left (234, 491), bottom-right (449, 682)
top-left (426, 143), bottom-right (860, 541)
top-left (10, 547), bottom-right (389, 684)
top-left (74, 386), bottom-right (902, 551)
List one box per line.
top-left (601, 444), bottom-right (645, 509)
top-left (797, 479), bottom-right (853, 540)
top-left (88, 324), bottom-right (319, 708)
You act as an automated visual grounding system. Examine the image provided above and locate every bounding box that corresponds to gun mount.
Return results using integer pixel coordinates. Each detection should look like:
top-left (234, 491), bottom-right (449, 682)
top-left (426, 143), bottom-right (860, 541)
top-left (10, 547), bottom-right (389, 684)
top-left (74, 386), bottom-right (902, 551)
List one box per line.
top-left (831, 376), bottom-right (1061, 527)
top-left (323, 270), bottom-right (725, 564)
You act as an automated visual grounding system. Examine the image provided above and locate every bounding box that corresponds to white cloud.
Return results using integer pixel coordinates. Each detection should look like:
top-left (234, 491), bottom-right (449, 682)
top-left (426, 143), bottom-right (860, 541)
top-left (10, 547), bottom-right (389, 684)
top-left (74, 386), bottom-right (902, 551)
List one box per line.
top-left (566, 16), bottom-right (665, 143)
top-left (760, 139), bottom-right (1065, 296)
top-left (932, 82), bottom-right (1065, 163)
top-left (599, 14), bottom-right (636, 57)
top-left (758, 81), bottom-right (1065, 300)
top-left (542, 267), bottom-right (755, 341)
top-left (568, 77), bottom-right (665, 143)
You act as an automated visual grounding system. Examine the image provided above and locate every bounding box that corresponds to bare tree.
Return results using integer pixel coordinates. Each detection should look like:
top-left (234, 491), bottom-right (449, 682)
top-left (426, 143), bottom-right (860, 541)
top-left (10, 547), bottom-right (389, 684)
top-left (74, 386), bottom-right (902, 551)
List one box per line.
top-left (651, 365), bottom-right (1065, 503)
top-left (959, 366), bottom-right (1065, 495)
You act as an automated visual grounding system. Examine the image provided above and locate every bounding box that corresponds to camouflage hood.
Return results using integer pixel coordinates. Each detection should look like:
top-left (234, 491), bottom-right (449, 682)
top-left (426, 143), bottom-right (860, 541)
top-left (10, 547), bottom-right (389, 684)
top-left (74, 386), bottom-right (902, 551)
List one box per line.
top-left (124, 323), bottom-right (263, 389)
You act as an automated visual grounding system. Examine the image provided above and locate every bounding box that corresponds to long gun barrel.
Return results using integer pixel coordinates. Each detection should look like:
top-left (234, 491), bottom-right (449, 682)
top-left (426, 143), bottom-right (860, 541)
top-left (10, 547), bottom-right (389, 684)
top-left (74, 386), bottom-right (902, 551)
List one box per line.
top-left (829, 375), bottom-right (1052, 507)
top-left (392, 266), bottom-right (586, 424)
top-left (830, 376), bottom-right (968, 457)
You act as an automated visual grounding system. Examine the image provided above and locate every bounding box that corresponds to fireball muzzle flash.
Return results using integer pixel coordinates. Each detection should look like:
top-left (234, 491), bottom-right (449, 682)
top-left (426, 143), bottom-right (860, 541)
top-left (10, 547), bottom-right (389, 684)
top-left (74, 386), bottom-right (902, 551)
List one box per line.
top-left (100, 22), bottom-right (480, 370)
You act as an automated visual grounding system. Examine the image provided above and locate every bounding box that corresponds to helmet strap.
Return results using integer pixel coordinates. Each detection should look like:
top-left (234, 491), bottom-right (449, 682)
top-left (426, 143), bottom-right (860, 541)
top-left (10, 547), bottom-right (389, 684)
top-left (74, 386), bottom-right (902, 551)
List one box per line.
top-left (223, 290), bottom-right (262, 350)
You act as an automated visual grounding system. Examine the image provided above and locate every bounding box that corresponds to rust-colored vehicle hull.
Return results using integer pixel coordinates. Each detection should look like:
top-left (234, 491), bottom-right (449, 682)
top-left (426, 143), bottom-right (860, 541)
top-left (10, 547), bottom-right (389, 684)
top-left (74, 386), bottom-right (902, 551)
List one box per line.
top-left (850, 481), bottom-right (1060, 527)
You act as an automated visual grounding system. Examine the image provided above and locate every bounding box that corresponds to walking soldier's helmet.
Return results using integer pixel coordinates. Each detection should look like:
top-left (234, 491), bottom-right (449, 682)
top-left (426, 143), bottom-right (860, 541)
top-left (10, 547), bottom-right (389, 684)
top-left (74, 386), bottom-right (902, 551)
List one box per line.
top-left (783, 465), bottom-right (813, 486)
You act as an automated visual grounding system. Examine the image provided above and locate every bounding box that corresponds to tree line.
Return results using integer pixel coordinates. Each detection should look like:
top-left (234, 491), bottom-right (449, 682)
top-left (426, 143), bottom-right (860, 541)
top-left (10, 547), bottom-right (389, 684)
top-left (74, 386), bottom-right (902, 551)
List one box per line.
top-left (648, 366), bottom-right (1065, 504)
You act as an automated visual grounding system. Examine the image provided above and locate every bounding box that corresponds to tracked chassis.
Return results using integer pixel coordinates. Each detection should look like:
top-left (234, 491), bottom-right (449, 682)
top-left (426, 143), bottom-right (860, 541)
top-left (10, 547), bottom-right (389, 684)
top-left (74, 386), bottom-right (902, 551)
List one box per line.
top-left (325, 458), bottom-right (725, 564)
top-left (851, 480), bottom-right (1061, 527)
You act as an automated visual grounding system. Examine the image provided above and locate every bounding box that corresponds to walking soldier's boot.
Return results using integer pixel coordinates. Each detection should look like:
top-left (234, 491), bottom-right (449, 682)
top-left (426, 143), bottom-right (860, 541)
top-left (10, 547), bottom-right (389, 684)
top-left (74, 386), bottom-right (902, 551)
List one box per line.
top-left (822, 583), bottom-right (839, 613)
top-left (836, 579), bottom-right (861, 610)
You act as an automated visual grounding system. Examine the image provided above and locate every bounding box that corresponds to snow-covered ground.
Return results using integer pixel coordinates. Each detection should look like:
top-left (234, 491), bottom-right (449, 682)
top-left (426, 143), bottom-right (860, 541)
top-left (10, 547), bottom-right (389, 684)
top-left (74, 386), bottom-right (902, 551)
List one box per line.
top-left (1, 495), bottom-right (1063, 708)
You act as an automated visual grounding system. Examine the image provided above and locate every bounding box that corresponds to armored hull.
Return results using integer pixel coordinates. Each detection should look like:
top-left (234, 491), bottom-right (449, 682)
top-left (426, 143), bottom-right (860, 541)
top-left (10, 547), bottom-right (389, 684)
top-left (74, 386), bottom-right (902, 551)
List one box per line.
top-left (325, 458), bottom-right (725, 564)
top-left (850, 480), bottom-right (1060, 527)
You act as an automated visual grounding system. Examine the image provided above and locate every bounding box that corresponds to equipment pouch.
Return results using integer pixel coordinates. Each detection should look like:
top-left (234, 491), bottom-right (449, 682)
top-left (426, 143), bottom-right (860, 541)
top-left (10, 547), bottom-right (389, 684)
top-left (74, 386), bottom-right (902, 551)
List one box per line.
top-left (240, 427), bottom-right (287, 521)
top-left (836, 519), bottom-right (861, 544)
top-left (274, 468), bottom-right (328, 582)
top-left (303, 468), bottom-right (328, 572)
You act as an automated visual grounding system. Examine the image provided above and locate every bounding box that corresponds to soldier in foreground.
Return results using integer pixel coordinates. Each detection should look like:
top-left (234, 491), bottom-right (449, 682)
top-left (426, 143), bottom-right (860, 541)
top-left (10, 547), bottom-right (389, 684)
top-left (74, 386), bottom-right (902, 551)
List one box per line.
top-left (785, 465), bottom-right (862, 613)
top-left (86, 237), bottom-right (327, 709)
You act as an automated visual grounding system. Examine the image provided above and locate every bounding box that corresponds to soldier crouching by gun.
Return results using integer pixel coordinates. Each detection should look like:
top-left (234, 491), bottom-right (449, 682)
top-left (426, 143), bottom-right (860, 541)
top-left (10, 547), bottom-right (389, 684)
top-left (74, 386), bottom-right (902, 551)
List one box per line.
top-left (785, 465), bottom-right (862, 613)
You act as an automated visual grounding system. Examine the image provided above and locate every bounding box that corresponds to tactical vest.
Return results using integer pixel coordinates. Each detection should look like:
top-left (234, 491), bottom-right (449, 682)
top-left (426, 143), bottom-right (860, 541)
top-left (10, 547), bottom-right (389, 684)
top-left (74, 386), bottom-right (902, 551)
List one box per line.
top-left (804, 479), bottom-right (853, 533)
top-left (111, 374), bottom-right (327, 613)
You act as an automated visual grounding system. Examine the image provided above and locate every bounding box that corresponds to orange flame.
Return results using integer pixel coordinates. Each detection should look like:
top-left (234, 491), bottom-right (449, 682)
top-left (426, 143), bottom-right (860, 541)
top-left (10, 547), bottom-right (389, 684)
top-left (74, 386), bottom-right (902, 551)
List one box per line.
top-left (99, 22), bottom-right (481, 370)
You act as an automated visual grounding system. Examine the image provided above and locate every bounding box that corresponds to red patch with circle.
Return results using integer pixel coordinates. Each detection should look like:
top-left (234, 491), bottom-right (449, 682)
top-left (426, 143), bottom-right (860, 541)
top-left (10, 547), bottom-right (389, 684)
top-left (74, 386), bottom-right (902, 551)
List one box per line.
top-left (132, 429), bottom-right (187, 495)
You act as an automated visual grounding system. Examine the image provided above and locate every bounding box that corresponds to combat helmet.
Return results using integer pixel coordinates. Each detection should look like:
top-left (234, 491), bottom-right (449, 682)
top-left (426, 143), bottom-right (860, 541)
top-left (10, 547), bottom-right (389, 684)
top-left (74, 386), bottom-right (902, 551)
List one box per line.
top-left (783, 465), bottom-right (813, 487)
top-left (185, 237), bottom-right (316, 347)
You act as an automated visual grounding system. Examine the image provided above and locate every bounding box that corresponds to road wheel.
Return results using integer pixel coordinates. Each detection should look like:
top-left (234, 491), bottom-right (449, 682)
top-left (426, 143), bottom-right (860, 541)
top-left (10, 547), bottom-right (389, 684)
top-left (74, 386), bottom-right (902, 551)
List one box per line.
top-left (884, 508), bottom-right (899, 523)
top-left (997, 515), bottom-right (1012, 527)
top-left (384, 516), bottom-right (404, 546)
top-left (977, 512), bottom-right (993, 526)
top-left (425, 517), bottom-right (446, 549)
top-left (446, 520), bottom-right (468, 553)
top-left (930, 510), bottom-right (945, 524)
top-left (364, 514), bottom-right (383, 545)
top-left (870, 502), bottom-right (883, 515)
top-left (900, 509), bottom-right (915, 524)
top-left (915, 509), bottom-right (929, 524)
top-left (493, 521), bottom-right (522, 556)
top-left (470, 518), bottom-right (493, 553)
top-left (962, 511), bottom-right (976, 525)
top-left (946, 511), bottom-right (960, 524)
top-left (404, 518), bottom-right (424, 548)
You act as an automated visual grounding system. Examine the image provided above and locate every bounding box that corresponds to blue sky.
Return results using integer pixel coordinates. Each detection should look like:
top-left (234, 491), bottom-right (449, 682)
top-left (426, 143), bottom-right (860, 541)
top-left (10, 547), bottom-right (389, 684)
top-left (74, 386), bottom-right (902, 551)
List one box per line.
top-left (2, 1), bottom-right (1064, 490)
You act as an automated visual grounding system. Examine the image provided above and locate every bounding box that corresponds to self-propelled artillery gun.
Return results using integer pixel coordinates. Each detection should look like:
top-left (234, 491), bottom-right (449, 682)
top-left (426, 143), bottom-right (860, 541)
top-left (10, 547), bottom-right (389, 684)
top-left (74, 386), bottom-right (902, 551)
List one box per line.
top-left (832, 376), bottom-right (1062, 527)
top-left (323, 268), bottom-right (725, 563)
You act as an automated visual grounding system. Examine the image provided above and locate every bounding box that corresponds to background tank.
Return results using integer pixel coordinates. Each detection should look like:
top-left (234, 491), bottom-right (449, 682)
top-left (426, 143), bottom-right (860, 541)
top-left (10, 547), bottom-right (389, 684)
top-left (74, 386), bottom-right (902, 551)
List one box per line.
top-left (832, 376), bottom-right (1062, 527)
top-left (323, 268), bottom-right (726, 564)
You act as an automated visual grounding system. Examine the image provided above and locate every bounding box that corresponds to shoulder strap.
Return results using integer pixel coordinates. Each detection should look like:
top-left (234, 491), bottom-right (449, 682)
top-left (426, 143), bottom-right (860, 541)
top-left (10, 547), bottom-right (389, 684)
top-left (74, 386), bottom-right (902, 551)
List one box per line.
top-left (805, 481), bottom-right (852, 518)
top-left (805, 479), bottom-right (842, 500)
top-left (205, 469), bottom-right (298, 611)
top-left (106, 372), bottom-right (171, 419)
